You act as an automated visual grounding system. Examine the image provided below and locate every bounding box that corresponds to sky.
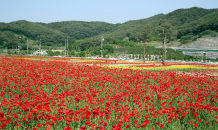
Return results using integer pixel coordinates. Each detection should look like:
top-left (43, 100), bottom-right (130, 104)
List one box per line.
top-left (0, 0), bottom-right (218, 24)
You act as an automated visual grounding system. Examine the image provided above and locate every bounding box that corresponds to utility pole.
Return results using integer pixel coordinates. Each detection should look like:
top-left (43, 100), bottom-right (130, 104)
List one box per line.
top-left (18, 41), bottom-right (19, 55)
top-left (101, 37), bottom-right (104, 58)
top-left (65, 39), bottom-right (66, 57)
top-left (40, 39), bottom-right (41, 56)
top-left (67, 37), bottom-right (68, 57)
top-left (27, 39), bottom-right (28, 55)
top-left (40, 39), bottom-right (41, 51)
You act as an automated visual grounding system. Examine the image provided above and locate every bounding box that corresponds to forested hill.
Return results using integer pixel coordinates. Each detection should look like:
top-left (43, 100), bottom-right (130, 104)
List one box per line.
top-left (79, 13), bottom-right (165, 50)
top-left (40, 21), bottom-right (118, 40)
top-left (0, 20), bottom-right (117, 48)
top-left (0, 20), bottom-right (68, 48)
top-left (0, 7), bottom-right (218, 49)
top-left (80, 7), bottom-right (218, 50)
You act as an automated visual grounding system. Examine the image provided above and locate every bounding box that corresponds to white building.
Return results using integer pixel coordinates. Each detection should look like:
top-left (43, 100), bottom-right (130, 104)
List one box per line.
top-left (33, 50), bottom-right (48, 56)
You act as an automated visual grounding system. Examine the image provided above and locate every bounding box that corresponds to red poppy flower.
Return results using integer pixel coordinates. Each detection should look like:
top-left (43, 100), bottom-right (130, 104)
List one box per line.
top-left (133, 120), bottom-right (139, 124)
top-left (75, 118), bottom-right (79, 122)
top-left (33, 127), bottom-right (38, 130)
top-left (46, 126), bottom-right (51, 130)
top-left (64, 127), bottom-right (72, 130)
top-left (126, 125), bottom-right (130, 128)
top-left (80, 126), bottom-right (86, 130)
top-left (189, 121), bottom-right (193, 124)
top-left (136, 125), bottom-right (140, 128)
top-left (37, 124), bottom-right (42, 127)
top-left (159, 124), bottom-right (164, 128)
top-left (142, 124), bottom-right (147, 128)
top-left (16, 124), bottom-right (21, 128)
top-left (198, 119), bottom-right (201, 123)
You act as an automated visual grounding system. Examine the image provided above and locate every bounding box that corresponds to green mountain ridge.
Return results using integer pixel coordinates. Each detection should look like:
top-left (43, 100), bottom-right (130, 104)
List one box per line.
top-left (80, 7), bottom-right (218, 50)
top-left (0, 7), bottom-right (218, 50)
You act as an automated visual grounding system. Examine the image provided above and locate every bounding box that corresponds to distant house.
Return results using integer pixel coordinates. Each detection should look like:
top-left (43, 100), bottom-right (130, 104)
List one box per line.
top-left (33, 50), bottom-right (48, 55)
top-left (51, 50), bottom-right (64, 53)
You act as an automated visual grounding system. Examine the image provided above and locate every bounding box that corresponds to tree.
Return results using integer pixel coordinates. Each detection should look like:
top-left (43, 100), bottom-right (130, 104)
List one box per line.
top-left (191, 56), bottom-right (194, 61)
top-left (156, 19), bottom-right (176, 65)
top-left (137, 24), bottom-right (152, 64)
top-left (47, 50), bottom-right (54, 56)
top-left (203, 57), bottom-right (206, 62)
top-left (199, 56), bottom-right (202, 62)
top-left (68, 45), bottom-right (73, 51)
top-left (126, 33), bottom-right (131, 37)
top-left (79, 51), bottom-right (85, 57)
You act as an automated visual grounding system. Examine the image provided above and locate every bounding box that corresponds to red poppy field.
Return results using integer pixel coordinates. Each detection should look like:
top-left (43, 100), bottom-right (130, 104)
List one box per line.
top-left (1, 56), bottom-right (218, 130)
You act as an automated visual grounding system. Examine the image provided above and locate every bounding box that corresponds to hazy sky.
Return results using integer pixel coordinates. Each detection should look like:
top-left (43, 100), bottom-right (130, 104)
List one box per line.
top-left (0, 0), bottom-right (217, 24)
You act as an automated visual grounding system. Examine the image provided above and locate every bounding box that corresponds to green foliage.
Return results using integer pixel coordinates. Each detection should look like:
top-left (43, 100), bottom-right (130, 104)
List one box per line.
top-left (89, 46), bottom-right (101, 55)
top-left (126, 33), bottom-right (131, 37)
top-left (0, 31), bottom-right (18, 49)
top-left (47, 51), bottom-right (61, 56)
top-left (191, 56), bottom-right (194, 61)
top-left (47, 50), bottom-right (54, 56)
top-left (137, 24), bottom-right (152, 41)
top-left (156, 19), bottom-right (177, 43)
top-left (203, 57), bottom-right (206, 62)
top-left (176, 9), bottom-right (218, 39)
top-left (115, 40), bottom-right (135, 47)
top-left (73, 40), bottom-right (83, 51)
top-left (180, 34), bottom-right (193, 44)
top-left (198, 29), bottom-right (217, 38)
top-left (139, 54), bottom-right (141, 59)
top-left (103, 45), bottom-right (114, 54)
top-left (79, 14), bottom-right (165, 48)
top-left (114, 45), bottom-right (186, 59)
top-left (78, 51), bottom-right (85, 57)
top-left (67, 51), bottom-right (74, 56)
top-left (0, 20), bottom-right (68, 45)
top-left (43, 21), bottom-right (117, 40)
top-left (68, 45), bottom-right (73, 51)
top-left (200, 56), bottom-right (202, 61)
